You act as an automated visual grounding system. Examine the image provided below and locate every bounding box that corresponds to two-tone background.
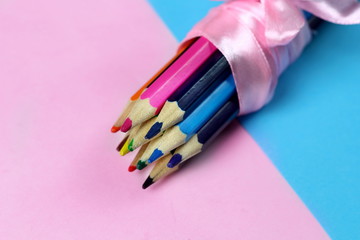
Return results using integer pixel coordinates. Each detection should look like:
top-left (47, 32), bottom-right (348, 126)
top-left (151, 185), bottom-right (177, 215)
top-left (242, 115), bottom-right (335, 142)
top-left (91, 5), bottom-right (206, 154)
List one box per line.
top-left (1, 0), bottom-right (359, 239)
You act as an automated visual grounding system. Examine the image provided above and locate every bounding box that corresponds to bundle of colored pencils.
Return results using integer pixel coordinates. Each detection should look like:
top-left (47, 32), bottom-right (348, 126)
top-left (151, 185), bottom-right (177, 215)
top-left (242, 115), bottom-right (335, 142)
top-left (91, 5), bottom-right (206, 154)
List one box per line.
top-left (111, 37), bottom-right (239, 189)
top-left (111, 15), bottom-right (322, 189)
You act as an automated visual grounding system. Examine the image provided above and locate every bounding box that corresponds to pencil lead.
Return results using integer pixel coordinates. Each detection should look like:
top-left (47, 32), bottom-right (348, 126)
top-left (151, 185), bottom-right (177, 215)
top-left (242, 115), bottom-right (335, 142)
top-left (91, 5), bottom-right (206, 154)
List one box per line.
top-left (142, 176), bottom-right (154, 189)
top-left (128, 139), bottom-right (134, 151)
top-left (119, 139), bottom-right (130, 156)
top-left (120, 118), bottom-right (132, 132)
top-left (116, 136), bottom-right (128, 152)
top-left (145, 122), bottom-right (162, 139)
top-left (137, 161), bottom-right (147, 170)
top-left (167, 153), bottom-right (182, 168)
top-left (128, 165), bottom-right (137, 172)
top-left (148, 149), bottom-right (163, 163)
top-left (111, 125), bottom-right (121, 133)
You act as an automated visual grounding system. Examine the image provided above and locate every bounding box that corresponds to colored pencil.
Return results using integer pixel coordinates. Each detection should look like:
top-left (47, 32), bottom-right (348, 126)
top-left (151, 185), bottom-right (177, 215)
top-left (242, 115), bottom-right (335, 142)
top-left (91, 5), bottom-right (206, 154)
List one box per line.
top-left (120, 37), bottom-right (218, 132)
top-left (116, 134), bottom-right (129, 152)
top-left (167, 96), bottom-right (239, 168)
top-left (127, 117), bottom-right (163, 152)
top-left (142, 154), bottom-right (177, 189)
top-left (145, 54), bottom-right (231, 139)
top-left (128, 142), bottom-right (150, 172)
top-left (119, 138), bottom-right (131, 156)
top-left (110, 39), bottom-right (195, 133)
top-left (138, 74), bottom-right (236, 165)
top-left (119, 124), bottom-right (141, 156)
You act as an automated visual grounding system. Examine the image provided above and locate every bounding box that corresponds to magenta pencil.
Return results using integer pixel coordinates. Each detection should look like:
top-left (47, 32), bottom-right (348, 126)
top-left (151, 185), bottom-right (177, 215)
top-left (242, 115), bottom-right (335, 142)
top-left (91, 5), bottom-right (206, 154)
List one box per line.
top-left (121, 37), bottom-right (218, 132)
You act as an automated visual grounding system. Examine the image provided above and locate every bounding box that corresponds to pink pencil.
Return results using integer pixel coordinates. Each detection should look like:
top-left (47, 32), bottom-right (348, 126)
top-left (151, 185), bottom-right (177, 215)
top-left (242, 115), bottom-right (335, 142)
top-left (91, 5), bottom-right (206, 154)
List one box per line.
top-left (121, 37), bottom-right (218, 132)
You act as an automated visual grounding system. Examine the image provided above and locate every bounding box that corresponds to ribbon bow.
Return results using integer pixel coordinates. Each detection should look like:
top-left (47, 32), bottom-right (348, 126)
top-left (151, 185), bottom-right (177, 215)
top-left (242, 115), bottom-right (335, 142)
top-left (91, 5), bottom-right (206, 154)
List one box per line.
top-left (181, 0), bottom-right (360, 114)
top-left (230, 0), bottom-right (360, 46)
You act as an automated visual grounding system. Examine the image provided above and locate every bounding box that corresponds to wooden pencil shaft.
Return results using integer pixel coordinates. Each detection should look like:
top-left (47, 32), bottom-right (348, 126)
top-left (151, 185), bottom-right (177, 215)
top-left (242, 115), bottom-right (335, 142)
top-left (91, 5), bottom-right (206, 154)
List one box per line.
top-left (113, 101), bottom-right (135, 128)
top-left (141, 125), bottom-right (187, 162)
top-left (174, 135), bottom-right (203, 162)
top-left (149, 154), bottom-right (172, 179)
top-left (129, 117), bottom-right (164, 151)
top-left (130, 142), bottom-right (150, 167)
top-left (153, 165), bottom-right (179, 183)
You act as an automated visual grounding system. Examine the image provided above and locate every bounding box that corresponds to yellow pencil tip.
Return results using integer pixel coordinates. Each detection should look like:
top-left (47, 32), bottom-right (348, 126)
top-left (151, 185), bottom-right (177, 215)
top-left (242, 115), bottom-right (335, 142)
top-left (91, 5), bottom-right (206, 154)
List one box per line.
top-left (119, 139), bottom-right (130, 156)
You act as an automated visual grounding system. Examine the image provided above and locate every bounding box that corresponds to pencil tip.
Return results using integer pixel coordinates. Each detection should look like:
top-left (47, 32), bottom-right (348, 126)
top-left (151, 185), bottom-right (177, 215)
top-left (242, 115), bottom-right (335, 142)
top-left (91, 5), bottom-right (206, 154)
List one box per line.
top-left (119, 139), bottom-right (130, 156)
top-left (142, 176), bottom-right (154, 189)
top-left (136, 161), bottom-right (147, 170)
top-left (128, 165), bottom-right (136, 172)
top-left (128, 139), bottom-right (134, 151)
top-left (148, 149), bottom-right (163, 163)
top-left (145, 122), bottom-right (162, 139)
top-left (168, 154), bottom-right (182, 168)
top-left (111, 126), bottom-right (121, 133)
top-left (120, 118), bottom-right (132, 132)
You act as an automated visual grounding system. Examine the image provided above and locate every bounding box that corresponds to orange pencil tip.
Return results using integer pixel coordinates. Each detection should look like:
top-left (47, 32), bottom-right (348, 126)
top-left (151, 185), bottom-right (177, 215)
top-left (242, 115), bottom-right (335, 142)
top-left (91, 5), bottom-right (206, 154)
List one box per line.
top-left (111, 126), bottom-right (121, 133)
top-left (128, 165), bottom-right (137, 172)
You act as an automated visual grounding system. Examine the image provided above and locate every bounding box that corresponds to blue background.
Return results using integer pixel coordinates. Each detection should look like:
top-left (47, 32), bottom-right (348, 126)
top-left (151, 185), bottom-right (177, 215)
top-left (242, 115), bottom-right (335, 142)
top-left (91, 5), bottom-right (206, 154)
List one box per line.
top-left (148, 0), bottom-right (360, 239)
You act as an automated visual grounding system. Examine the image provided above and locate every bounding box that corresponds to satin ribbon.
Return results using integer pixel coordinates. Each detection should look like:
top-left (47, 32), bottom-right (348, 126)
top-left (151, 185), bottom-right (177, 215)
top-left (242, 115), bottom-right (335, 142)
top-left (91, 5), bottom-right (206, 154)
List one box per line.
top-left (180, 0), bottom-right (360, 114)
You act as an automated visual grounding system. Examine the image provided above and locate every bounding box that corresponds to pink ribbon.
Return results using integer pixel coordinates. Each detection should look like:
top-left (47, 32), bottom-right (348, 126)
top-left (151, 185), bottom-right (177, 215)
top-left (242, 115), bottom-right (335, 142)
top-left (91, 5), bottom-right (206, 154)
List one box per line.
top-left (180, 0), bottom-right (360, 114)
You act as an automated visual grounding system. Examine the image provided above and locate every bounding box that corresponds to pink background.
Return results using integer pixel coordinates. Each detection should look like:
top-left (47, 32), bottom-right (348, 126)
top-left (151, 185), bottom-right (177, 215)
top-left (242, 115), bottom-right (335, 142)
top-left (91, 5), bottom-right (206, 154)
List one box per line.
top-left (0, 0), bottom-right (329, 239)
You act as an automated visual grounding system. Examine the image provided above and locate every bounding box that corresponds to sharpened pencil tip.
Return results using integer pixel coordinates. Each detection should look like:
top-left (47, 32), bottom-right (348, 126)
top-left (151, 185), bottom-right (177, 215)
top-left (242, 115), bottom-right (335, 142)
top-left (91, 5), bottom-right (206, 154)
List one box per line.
top-left (168, 154), bottom-right (182, 168)
top-left (128, 165), bottom-right (136, 172)
top-left (111, 125), bottom-right (121, 133)
top-left (137, 161), bottom-right (147, 170)
top-left (119, 139), bottom-right (130, 156)
top-left (148, 149), bottom-right (163, 163)
top-left (120, 118), bottom-right (132, 132)
top-left (142, 177), bottom-right (154, 189)
top-left (128, 139), bottom-right (134, 151)
top-left (145, 122), bottom-right (163, 139)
